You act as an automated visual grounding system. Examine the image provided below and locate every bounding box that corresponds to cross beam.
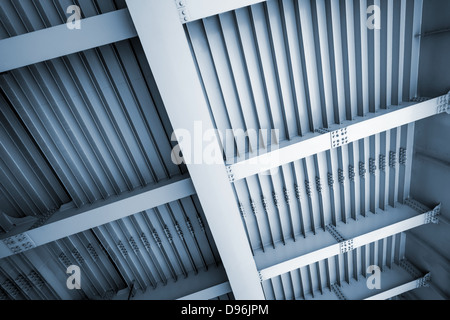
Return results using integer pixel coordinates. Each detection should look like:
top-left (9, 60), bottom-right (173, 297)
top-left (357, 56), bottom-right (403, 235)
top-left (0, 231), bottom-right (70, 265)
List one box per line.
top-left (228, 94), bottom-right (450, 182)
top-left (308, 262), bottom-right (429, 300)
top-left (0, 9), bottom-right (137, 72)
top-left (114, 265), bottom-right (229, 300)
top-left (125, 0), bottom-right (265, 299)
top-left (0, 175), bottom-right (194, 259)
top-left (258, 202), bottom-right (440, 281)
top-left (178, 0), bottom-right (267, 24)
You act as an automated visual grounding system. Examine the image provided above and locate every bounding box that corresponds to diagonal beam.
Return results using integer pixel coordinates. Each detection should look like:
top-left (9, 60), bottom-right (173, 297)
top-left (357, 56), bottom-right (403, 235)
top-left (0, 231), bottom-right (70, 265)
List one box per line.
top-left (258, 202), bottom-right (440, 281)
top-left (227, 93), bottom-right (450, 182)
top-left (178, 0), bottom-right (267, 24)
top-left (0, 175), bottom-right (194, 259)
top-left (125, 0), bottom-right (265, 299)
top-left (0, 9), bottom-right (137, 72)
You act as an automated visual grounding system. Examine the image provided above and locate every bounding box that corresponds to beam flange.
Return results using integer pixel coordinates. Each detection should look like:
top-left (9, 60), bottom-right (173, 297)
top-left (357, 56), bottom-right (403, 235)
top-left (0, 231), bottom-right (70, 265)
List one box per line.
top-left (0, 175), bottom-right (195, 259)
top-left (114, 265), bottom-right (228, 300)
top-left (178, 0), bottom-right (267, 23)
top-left (125, 0), bottom-right (265, 299)
top-left (258, 202), bottom-right (439, 281)
top-left (365, 273), bottom-right (431, 300)
top-left (178, 282), bottom-right (232, 300)
top-left (308, 262), bottom-right (429, 300)
top-left (228, 95), bottom-right (450, 181)
top-left (0, 9), bottom-right (137, 72)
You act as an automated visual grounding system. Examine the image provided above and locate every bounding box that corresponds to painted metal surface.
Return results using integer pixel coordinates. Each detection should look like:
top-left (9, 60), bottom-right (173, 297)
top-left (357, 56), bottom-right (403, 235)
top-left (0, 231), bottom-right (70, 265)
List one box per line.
top-left (0, 0), bottom-right (437, 300)
top-left (0, 9), bottom-right (137, 72)
top-left (258, 203), bottom-right (438, 281)
top-left (125, 0), bottom-right (265, 299)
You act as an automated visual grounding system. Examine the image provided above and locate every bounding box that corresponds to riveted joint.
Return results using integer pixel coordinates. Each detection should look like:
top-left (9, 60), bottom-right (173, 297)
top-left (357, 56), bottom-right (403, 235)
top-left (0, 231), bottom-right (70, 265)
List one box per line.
top-left (174, 0), bottom-right (190, 23)
top-left (283, 187), bottom-right (290, 204)
top-left (175, 222), bottom-right (184, 240)
top-left (389, 151), bottom-right (397, 168)
top-left (359, 162), bottom-right (366, 177)
top-left (436, 91), bottom-right (450, 114)
top-left (186, 218), bottom-right (195, 236)
top-left (273, 192), bottom-right (280, 208)
top-left (416, 273), bottom-right (431, 288)
top-left (399, 148), bottom-right (407, 166)
top-left (424, 204), bottom-right (441, 224)
top-left (226, 166), bottom-right (235, 183)
top-left (163, 226), bottom-right (173, 244)
top-left (294, 184), bottom-right (301, 200)
top-left (152, 229), bottom-right (162, 247)
top-left (258, 271), bottom-right (264, 282)
top-left (315, 176), bottom-right (322, 193)
top-left (305, 180), bottom-right (312, 197)
top-left (327, 172), bottom-right (334, 187)
top-left (239, 202), bottom-right (246, 218)
top-left (338, 168), bottom-right (345, 184)
top-left (369, 158), bottom-right (377, 175)
top-left (379, 154), bottom-right (386, 171)
top-left (348, 165), bottom-right (355, 182)
top-left (250, 199), bottom-right (258, 217)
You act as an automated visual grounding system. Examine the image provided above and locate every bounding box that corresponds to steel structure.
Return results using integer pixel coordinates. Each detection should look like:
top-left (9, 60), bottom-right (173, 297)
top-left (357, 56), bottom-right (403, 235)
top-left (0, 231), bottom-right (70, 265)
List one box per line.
top-left (0, 0), bottom-right (448, 300)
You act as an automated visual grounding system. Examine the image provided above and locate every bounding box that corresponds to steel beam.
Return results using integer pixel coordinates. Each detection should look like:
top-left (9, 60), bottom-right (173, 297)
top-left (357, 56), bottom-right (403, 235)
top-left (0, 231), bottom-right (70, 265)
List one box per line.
top-left (409, 0), bottom-right (423, 98)
top-left (177, 0), bottom-right (267, 24)
top-left (258, 202), bottom-right (440, 281)
top-left (114, 265), bottom-right (228, 300)
top-left (0, 175), bottom-right (195, 259)
top-left (0, 9), bottom-right (137, 73)
top-left (125, 0), bottom-right (265, 299)
top-left (365, 273), bottom-right (430, 300)
top-left (178, 282), bottom-right (232, 300)
top-left (308, 262), bottom-right (428, 300)
top-left (228, 94), bottom-right (450, 181)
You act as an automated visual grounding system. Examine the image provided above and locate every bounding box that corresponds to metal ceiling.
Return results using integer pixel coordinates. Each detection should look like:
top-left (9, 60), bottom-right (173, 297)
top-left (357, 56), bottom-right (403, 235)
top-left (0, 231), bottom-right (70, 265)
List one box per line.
top-left (0, 38), bottom-right (183, 210)
top-left (0, 0), bottom-right (221, 300)
top-left (0, 0), bottom-right (446, 301)
top-left (186, 0), bottom-right (419, 159)
top-left (0, 0), bottom-right (127, 40)
top-left (0, 98), bottom-right (69, 219)
top-left (0, 194), bottom-right (221, 300)
top-left (233, 127), bottom-right (413, 253)
top-left (182, 0), bottom-right (423, 300)
top-left (261, 233), bottom-right (404, 300)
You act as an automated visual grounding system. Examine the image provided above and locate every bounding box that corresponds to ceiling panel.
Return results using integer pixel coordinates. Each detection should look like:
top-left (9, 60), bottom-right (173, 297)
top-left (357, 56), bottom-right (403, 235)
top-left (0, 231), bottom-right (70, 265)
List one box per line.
top-left (235, 125), bottom-right (413, 252)
top-left (0, 195), bottom-right (221, 300)
top-left (0, 0), bottom-right (128, 40)
top-left (0, 99), bottom-right (69, 219)
top-left (185, 0), bottom-right (419, 161)
top-left (0, 38), bottom-right (185, 209)
top-left (0, 0), bottom-right (429, 301)
top-left (261, 233), bottom-right (404, 300)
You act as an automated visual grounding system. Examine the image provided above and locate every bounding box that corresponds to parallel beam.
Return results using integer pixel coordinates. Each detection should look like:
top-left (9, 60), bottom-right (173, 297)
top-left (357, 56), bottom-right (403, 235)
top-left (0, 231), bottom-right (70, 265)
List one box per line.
top-left (309, 262), bottom-right (428, 300)
top-left (228, 94), bottom-right (450, 181)
top-left (180, 0), bottom-right (267, 23)
top-left (126, 0), bottom-right (265, 299)
top-left (114, 265), bottom-right (228, 300)
top-left (178, 282), bottom-right (232, 300)
top-left (365, 275), bottom-right (429, 300)
top-left (0, 9), bottom-right (137, 72)
top-left (0, 175), bottom-right (195, 259)
top-left (258, 202), bottom-right (440, 281)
